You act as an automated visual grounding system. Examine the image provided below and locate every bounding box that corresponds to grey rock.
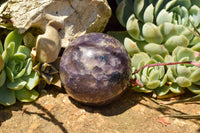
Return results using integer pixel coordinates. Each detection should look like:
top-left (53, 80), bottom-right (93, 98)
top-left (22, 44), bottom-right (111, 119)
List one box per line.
top-left (0, 0), bottom-right (111, 47)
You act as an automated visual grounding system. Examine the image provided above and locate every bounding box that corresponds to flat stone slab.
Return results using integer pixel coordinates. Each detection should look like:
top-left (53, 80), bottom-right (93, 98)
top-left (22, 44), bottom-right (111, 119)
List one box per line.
top-left (0, 88), bottom-right (200, 133)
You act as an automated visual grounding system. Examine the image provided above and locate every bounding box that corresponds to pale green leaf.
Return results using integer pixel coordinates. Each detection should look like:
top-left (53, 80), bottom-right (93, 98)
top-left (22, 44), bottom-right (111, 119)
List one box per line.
top-left (152, 55), bottom-right (165, 63)
top-left (23, 58), bottom-right (32, 76)
top-left (154, 0), bottom-right (165, 15)
top-left (7, 78), bottom-right (27, 90)
top-left (160, 74), bottom-right (168, 86)
top-left (13, 53), bottom-right (27, 60)
top-left (149, 70), bottom-right (160, 81)
top-left (159, 22), bottom-right (178, 42)
top-left (176, 76), bottom-right (191, 87)
top-left (187, 85), bottom-right (200, 94)
top-left (155, 85), bottom-right (170, 96)
top-left (131, 52), bottom-right (150, 68)
top-left (126, 14), bottom-right (143, 40)
top-left (14, 67), bottom-right (26, 79)
top-left (156, 9), bottom-right (173, 25)
top-left (176, 47), bottom-right (195, 61)
top-left (189, 5), bottom-right (200, 27)
top-left (170, 83), bottom-right (183, 93)
top-left (5, 66), bottom-right (14, 82)
top-left (116, 0), bottom-right (134, 27)
top-left (146, 80), bottom-right (160, 89)
top-left (165, 35), bottom-right (189, 52)
top-left (134, 0), bottom-right (145, 20)
top-left (17, 45), bottom-right (31, 58)
top-left (166, 68), bottom-right (176, 82)
top-left (165, 0), bottom-right (191, 11)
top-left (177, 65), bottom-right (191, 77)
top-left (16, 88), bottom-right (39, 102)
top-left (0, 84), bottom-right (16, 106)
top-left (4, 29), bottom-right (23, 53)
top-left (191, 42), bottom-right (200, 51)
top-left (2, 43), bottom-right (11, 66)
top-left (190, 69), bottom-right (200, 82)
top-left (143, 4), bottom-right (154, 23)
top-left (0, 70), bottom-right (6, 87)
top-left (22, 71), bottom-right (39, 90)
top-left (124, 37), bottom-right (140, 56)
top-left (142, 23), bottom-right (163, 43)
top-left (144, 43), bottom-right (168, 57)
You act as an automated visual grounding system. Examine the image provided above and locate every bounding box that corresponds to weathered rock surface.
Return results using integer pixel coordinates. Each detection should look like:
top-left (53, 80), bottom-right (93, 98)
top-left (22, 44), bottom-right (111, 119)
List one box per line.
top-left (0, 0), bottom-right (111, 47)
top-left (0, 88), bottom-right (200, 133)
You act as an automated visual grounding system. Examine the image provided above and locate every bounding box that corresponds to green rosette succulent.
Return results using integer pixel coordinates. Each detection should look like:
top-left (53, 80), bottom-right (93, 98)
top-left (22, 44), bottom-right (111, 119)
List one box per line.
top-left (130, 46), bottom-right (200, 96)
top-left (131, 52), bottom-right (168, 94)
top-left (164, 46), bottom-right (200, 95)
top-left (116, 0), bottom-right (200, 52)
top-left (0, 30), bottom-right (39, 106)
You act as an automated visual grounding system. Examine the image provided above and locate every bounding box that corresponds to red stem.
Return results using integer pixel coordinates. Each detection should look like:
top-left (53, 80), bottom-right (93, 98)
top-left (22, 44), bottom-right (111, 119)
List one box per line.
top-left (133, 61), bottom-right (200, 74)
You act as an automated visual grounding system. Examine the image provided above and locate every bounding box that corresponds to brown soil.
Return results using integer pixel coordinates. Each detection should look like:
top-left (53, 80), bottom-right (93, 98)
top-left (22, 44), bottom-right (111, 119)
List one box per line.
top-left (0, 87), bottom-right (200, 133)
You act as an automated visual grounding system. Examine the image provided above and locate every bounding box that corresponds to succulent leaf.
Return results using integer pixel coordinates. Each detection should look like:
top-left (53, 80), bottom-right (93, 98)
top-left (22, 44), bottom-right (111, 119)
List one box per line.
top-left (131, 86), bottom-right (152, 93)
top-left (165, 35), bottom-right (189, 52)
top-left (177, 65), bottom-right (191, 77)
top-left (116, 0), bottom-right (134, 27)
top-left (144, 43), bottom-right (168, 57)
top-left (131, 52), bottom-right (149, 68)
top-left (187, 85), bottom-right (200, 94)
top-left (7, 78), bottom-right (27, 90)
top-left (142, 23), bottom-right (163, 43)
top-left (155, 85), bottom-right (170, 96)
top-left (22, 71), bottom-right (39, 90)
top-left (156, 9), bottom-right (173, 25)
top-left (159, 22), bottom-right (178, 42)
top-left (190, 69), bottom-right (200, 82)
top-left (124, 37), bottom-right (140, 56)
top-left (143, 4), bottom-right (154, 23)
top-left (0, 70), bottom-right (6, 87)
top-left (4, 30), bottom-right (23, 53)
top-left (15, 87), bottom-right (39, 102)
top-left (0, 84), bottom-right (16, 106)
top-left (0, 30), bottom-right (39, 105)
top-left (126, 14), bottom-right (142, 40)
top-left (169, 83), bottom-right (183, 94)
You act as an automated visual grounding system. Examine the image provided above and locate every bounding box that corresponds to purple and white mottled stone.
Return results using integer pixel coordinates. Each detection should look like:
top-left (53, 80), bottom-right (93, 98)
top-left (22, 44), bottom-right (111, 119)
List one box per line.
top-left (59, 33), bottom-right (131, 105)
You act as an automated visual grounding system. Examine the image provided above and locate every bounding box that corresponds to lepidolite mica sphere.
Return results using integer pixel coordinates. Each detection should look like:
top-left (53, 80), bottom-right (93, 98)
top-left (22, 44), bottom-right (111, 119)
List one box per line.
top-left (59, 33), bottom-right (131, 105)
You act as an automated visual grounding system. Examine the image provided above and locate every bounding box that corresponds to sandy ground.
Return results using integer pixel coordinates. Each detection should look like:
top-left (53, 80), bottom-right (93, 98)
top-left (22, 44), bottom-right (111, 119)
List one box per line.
top-left (0, 87), bottom-right (200, 133)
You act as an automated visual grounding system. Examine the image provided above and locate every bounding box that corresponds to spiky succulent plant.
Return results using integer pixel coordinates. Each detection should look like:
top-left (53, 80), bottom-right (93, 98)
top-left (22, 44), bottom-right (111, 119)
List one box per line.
top-left (0, 30), bottom-right (39, 106)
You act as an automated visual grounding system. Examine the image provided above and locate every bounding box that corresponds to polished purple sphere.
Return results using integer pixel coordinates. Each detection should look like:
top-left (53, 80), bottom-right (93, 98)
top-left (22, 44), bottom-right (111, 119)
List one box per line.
top-left (59, 33), bottom-right (131, 105)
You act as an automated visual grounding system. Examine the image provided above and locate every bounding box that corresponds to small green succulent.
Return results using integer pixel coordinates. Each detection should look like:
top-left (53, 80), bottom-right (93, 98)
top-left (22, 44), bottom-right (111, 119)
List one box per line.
top-left (0, 30), bottom-right (39, 106)
top-left (131, 52), bottom-right (168, 94)
top-left (164, 46), bottom-right (200, 94)
top-left (130, 46), bottom-right (200, 96)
